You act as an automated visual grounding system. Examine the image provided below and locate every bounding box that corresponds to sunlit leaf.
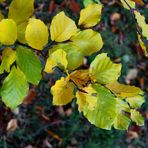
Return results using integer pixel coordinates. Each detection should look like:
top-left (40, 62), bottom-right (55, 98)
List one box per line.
top-left (76, 85), bottom-right (97, 112)
top-left (25, 18), bottom-right (49, 50)
top-left (70, 70), bottom-right (90, 88)
top-left (135, 11), bottom-right (148, 40)
top-left (0, 48), bottom-right (16, 74)
top-left (83, 84), bottom-right (117, 130)
top-left (121, 0), bottom-right (135, 9)
top-left (16, 46), bottom-right (42, 85)
top-left (106, 81), bottom-right (143, 98)
top-left (45, 49), bottom-right (68, 73)
top-left (131, 109), bottom-right (144, 126)
top-left (0, 67), bottom-right (29, 110)
top-left (50, 11), bottom-right (77, 42)
top-left (51, 77), bottom-right (75, 105)
top-left (78, 3), bottom-right (102, 28)
top-left (0, 19), bottom-right (17, 45)
top-left (89, 53), bottom-right (121, 84)
top-left (70, 29), bottom-right (103, 56)
top-left (8, 0), bottom-right (34, 24)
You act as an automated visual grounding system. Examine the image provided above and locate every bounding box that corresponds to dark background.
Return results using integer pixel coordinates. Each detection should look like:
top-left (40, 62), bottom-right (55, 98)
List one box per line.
top-left (0, 0), bottom-right (148, 147)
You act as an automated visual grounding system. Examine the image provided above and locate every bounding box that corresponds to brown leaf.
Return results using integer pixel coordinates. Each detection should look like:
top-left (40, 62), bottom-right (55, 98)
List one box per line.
top-left (7, 119), bottom-right (18, 132)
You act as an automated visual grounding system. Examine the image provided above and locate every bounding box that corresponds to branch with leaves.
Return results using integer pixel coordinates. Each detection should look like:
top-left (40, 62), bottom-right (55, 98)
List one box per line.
top-left (0, 0), bottom-right (147, 130)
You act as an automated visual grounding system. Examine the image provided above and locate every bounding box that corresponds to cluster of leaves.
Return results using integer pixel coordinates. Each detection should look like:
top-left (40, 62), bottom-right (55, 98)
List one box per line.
top-left (0, 0), bottom-right (146, 130)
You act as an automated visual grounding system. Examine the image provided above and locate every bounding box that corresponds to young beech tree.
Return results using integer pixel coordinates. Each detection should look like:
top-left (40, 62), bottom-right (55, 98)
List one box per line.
top-left (0, 0), bottom-right (147, 130)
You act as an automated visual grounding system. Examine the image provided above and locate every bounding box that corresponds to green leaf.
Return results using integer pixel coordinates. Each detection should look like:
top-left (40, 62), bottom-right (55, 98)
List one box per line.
top-left (16, 46), bottom-right (42, 85)
top-left (83, 84), bottom-right (117, 130)
top-left (114, 99), bottom-right (131, 130)
top-left (0, 67), bottom-right (29, 110)
top-left (131, 109), bottom-right (144, 126)
top-left (126, 95), bottom-right (145, 109)
top-left (49, 43), bottom-right (84, 70)
top-left (89, 53), bottom-right (122, 84)
top-left (83, 0), bottom-right (95, 7)
top-left (70, 29), bottom-right (103, 56)
top-left (8, 0), bottom-right (34, 24)
top-left (0, 48), bottom-right (16, 74)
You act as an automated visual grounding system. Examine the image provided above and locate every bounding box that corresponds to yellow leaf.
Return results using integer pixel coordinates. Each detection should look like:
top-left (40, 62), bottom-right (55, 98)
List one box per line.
top-left (78, 4), bottom-right (102, 28)
top-left (106, 81), bottom-right (143, 98)
top-left (44, 49), bottom-right (68, 73)
top-left (0, 11), bottom-right (4, 21)
top-left (8, 0), bottom-right (34, 24)
top-left (0, 48), bottom-right (16, 74)
top-left (135, 11), bottom-right (148, 40)
top-left (51, 77), bottom-right (75, 105)
top-left (0, 19), bottom-right (17, 45)
top-left (25, 18), bottom-right (49, 50)
top-left (17, 21), bottom-right (28, 44)
top-left (89, 53), bottom-right (122, 84)
top-left (120, 0), bottom-right (135, 9)
top-left (70, 70), bottom-right (90, 88)
top-left (138, 34), bottom-right (148, 57)
top-left (50, 11), bottom-right (78, 42)
top-left (76, 85), bottom-right (97, 112)
top-left (71, 29), bottom-right (103, 56)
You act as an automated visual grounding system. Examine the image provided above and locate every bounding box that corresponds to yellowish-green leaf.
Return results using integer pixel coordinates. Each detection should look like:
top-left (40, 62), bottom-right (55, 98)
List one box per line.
top-left (0, 48), bottom-right (16, 74)
top-left (126, 95), bottom-right (145, 108)
top-left (114, 99), bottom-right (131, 130)
top-left (48, 43), bottom-right (83, 70)
top-left (0, 11), bottom-right (4, 21)
top-left (83, 84), bottom-right (117, 130)
top-left (51, 77), bottom-right (75, 105)
top-left (0, 66), bottom-right (29, 110)
top-left (70, 29), bottom-right (103, 56)
top-left (45, 49), bottom-right (68, 73)
top-left (106, 81), bottom-right (143, 98)
top-left (121, 0), bottom-right (135, 9)
top-left (17, 21), bottom-right (28, 44)
top-left (25, 18), bottom-right (49, 50)
top-left (76, 85), bottom-right (97, 112)
top-left (135, 11), bottom-right (148, 40)
top-left (138, 34), bottom-right (148, 57)
top-left (78, 3), bottom-right (102, 28)
top-left (8, 0), bottom-right (34, 24)
top-left (50, 11), bottom-right (77, 42)
top-left (131, 109), bottom-right (144, 126)
top-left (89, 53), bottom-right (121, 84)
top-left (70, 70), bottom-right (90, 88)
top-left (0, 19), bottom-right (17, 45)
